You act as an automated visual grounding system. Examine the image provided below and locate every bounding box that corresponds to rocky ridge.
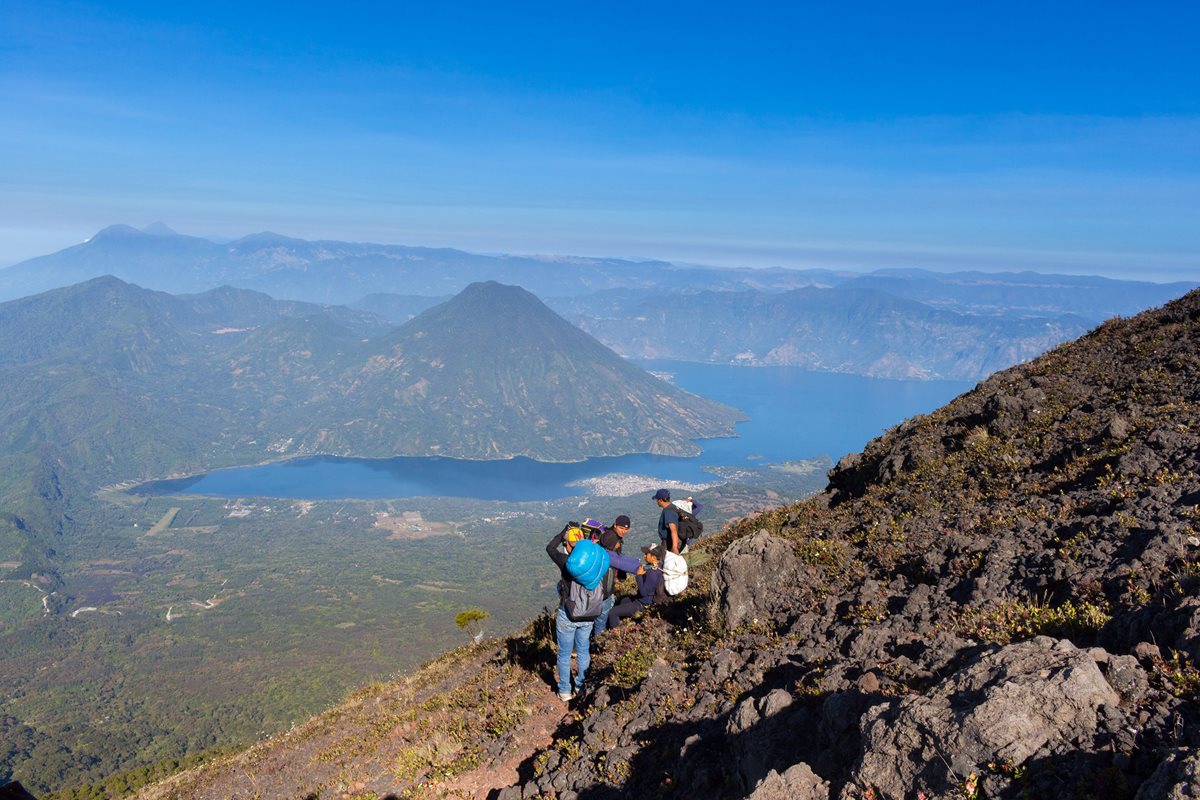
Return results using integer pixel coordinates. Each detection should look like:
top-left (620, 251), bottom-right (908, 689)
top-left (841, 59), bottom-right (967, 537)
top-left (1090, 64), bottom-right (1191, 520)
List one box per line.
top-left (136, 289), bottom-right (1200, 800)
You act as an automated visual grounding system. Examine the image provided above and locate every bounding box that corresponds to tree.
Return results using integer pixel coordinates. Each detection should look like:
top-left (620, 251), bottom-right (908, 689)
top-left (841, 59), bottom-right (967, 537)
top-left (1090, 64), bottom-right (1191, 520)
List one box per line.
top-left (454, 608), bottom-right (489, 642)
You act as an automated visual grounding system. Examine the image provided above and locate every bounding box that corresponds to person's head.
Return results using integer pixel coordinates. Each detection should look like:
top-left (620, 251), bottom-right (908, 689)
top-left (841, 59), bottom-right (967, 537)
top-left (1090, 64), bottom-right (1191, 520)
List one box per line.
top-left (642, 543), bottom-right (663, 565)
top-left (565, 526), bottom-right (587, 553)
top-left (612, 514), bottom-right (631, 536)
top-left (652, 488), bottom-right (671, 508)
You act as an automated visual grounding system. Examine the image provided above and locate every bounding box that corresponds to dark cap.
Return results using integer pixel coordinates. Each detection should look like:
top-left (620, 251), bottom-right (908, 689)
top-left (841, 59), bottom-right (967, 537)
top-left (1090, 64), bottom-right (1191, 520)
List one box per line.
top-left (613, 514), bottom-right (631, 528)
top-left (641, 543), bottom-right (664, 559)
top-left (652, 488), bottom-right (671, 501)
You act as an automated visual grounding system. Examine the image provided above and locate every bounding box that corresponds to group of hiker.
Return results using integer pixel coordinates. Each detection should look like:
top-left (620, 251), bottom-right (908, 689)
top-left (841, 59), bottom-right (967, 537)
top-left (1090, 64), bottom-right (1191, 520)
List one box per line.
top-left (546, 488), bottom-right (701, 702)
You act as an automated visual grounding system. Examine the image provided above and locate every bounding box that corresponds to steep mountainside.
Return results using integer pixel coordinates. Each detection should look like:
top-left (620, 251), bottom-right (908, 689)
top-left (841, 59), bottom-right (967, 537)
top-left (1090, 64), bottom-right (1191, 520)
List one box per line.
top-left (339, 282), bottom-right (740, 459)
top-left (139, 289), bottom-right (1200, 799)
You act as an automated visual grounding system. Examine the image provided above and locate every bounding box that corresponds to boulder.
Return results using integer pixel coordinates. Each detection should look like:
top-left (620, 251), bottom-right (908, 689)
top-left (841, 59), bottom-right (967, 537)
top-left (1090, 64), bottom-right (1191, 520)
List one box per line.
top-left (747, 762), bottom-right (830, 800)
top-left (847, 637), bottom-right (1121, 799)
top-left (712, 530), bottom-right (800, 631)
top-left (1135, 749), bottom-right (1200, 799)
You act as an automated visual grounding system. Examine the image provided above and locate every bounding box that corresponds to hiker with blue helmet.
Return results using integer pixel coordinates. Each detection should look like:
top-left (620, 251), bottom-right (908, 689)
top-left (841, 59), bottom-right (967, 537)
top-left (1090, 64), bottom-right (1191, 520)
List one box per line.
top-left (547, 522), bottom-right (639, 701)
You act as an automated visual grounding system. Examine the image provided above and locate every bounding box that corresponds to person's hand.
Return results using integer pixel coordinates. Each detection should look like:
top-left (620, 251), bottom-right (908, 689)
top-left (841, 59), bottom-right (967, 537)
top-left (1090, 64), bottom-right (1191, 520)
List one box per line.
top-left (636, 566), bottom-right (646, 575)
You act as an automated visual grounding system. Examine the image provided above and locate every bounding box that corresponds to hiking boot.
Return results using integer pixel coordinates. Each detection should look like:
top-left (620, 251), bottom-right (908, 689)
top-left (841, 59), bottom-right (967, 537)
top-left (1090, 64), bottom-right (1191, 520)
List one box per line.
top-left (557, 691), bottom-right (574, 702)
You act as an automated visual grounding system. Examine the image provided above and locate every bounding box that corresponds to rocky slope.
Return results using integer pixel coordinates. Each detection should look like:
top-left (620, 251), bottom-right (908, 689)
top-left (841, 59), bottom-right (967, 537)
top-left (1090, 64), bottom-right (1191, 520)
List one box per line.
top-left (136, 289), bottom-right (1200, 800)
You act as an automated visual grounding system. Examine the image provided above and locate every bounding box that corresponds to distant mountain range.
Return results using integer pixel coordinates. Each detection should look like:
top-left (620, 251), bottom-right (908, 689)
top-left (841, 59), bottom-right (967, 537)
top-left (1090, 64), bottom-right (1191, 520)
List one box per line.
top-left (2, 224), bottom-right (1191, 382)
top-left (3, 224), bottom-right (1190, 321)
top-left (562, 286), bottom-right (1095, 380)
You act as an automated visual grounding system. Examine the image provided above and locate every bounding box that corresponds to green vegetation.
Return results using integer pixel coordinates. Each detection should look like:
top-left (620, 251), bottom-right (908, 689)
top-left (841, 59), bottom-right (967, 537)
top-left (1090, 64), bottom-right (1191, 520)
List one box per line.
top-left (1, 474), bottom-right (818, 795)
top-left (951, 597), bottom-right (1112, 645)
top-left (0, 276), bottom-right (788, 793)
top-left (454, 608), bottom-right (490, 640)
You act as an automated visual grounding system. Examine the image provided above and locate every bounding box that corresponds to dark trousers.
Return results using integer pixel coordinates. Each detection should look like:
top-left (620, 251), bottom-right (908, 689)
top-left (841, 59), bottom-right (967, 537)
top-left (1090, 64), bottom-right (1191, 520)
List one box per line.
top-left (608, 597), bottom-right (649, 629)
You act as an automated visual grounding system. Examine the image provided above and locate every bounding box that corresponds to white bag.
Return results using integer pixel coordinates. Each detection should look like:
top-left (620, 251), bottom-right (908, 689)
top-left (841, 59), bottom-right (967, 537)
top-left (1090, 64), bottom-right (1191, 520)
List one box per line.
top-left (662, 550), bottom-right (689, 596)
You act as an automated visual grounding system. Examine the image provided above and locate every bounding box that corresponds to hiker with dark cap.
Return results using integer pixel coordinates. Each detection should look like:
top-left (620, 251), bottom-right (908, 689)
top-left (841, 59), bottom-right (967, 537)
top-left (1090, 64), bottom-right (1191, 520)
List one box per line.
top-left (591, 514), bottom-right (632, 640)
top-left (654, 488), bottom-right (682, 554)
top-left (607, 544), bottom-right (665, 629)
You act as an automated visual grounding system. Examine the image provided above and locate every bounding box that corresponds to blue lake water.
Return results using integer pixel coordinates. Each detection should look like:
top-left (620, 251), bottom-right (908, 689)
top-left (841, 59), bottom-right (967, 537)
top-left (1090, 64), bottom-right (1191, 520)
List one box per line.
top-left (141, 361), bottom-right (972, 501)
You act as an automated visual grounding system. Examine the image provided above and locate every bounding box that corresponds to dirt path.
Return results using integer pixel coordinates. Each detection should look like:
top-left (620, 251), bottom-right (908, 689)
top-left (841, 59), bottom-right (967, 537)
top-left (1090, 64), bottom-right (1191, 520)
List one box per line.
top-left (436, 677), bottom-right (571, 798)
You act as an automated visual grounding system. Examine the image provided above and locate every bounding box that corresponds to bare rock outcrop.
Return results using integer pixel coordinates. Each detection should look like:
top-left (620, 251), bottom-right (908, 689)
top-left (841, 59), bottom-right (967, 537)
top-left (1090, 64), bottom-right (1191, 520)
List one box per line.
top-left (712, 530), bottom-right (800, 630)
top-left (846, 637), bottom-right (1121, 799)
top-left (1136, 749), bottom-right (1200, 799)
top-left (747, 762), bottom-right (830, 800)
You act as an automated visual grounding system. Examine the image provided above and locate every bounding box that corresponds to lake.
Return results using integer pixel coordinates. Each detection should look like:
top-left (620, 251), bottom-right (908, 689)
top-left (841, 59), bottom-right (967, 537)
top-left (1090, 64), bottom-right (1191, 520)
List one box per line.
top-left (140, 361), bottom-right (972, 501)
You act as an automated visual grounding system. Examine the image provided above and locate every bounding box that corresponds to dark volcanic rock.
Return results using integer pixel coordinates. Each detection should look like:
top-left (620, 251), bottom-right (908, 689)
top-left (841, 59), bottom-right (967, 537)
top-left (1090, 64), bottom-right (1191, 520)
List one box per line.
top-left (712, 530), bottom-right (801, 630)
top-left (846, 638), bottom-right (1120, 799)
top-left (747, 762), bottom-right (830, 800)
top-left (1136, 749), bottom-right (1200, 799)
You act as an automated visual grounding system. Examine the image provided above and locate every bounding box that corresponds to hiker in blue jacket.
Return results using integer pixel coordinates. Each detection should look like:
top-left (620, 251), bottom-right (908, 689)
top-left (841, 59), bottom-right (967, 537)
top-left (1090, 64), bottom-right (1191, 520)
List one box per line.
top-left (592, 514), bottom-right (632, 640)
top-left (547, 524), bottom-right (639, 701)
top-left (607, 544), bottom-right (665, 629)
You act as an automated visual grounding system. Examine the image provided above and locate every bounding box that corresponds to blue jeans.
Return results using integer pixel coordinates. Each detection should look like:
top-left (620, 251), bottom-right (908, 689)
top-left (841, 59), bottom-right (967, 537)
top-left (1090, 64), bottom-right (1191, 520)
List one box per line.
top-left (555, 606), bottom-right (593, 695)
top-left (591, 594), bottom-right (616, 639)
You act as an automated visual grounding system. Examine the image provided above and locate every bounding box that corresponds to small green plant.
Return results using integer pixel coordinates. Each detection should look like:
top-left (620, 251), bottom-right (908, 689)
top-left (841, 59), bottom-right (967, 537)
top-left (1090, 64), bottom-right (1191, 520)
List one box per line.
top-left (610, 645), bottom-right (655, 689)
top-left (557, 735), bottom-right (581, 760)
top-left (1159, 650), bottom-right (1200, 698)
top-left (454, 607), bottom-right (490, 641)
top-left (960, 771), bottom-right (979, 800)
top-left (988, 756), bottom-right (1028, 781)
top-left (955, 596), bottom-right (1111, 644)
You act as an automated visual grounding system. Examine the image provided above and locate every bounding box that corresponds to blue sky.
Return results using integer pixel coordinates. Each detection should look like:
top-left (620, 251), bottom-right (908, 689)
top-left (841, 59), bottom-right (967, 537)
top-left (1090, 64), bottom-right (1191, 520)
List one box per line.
top-left (1, 1), bottom-right (1197, 280)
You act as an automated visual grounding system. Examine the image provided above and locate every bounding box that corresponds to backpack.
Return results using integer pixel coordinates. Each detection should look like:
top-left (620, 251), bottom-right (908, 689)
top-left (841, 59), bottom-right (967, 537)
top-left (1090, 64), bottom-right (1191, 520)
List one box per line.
top-left (562, 579), bottom-right (605, 621)
top-left (674, 505), bottom-right (703, 543)
top-left (662, 550), bottom-right (689, 595)
top-left (559, 519), bottom-right (604, 545)
top-left (580, 518), bottom-right (605, 541)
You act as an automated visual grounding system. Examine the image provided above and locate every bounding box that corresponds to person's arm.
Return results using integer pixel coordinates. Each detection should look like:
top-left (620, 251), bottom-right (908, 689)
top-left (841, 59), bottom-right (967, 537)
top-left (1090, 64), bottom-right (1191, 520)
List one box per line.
top-left (609, 550), bottom-right (640, 575)
top-left (665, 509), bottom-right (681, 554)
top-left (547, 529), bottom-right (568, 569)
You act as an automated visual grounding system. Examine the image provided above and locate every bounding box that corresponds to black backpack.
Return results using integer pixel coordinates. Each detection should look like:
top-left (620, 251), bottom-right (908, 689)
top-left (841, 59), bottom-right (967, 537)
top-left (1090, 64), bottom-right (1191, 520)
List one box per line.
top-left (675, 505), bottom-right (703, 543)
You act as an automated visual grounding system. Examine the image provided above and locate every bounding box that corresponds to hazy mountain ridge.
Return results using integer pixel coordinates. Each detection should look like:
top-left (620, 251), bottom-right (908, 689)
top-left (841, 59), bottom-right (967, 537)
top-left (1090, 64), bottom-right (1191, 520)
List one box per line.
top-left (567, 285), bottom-right (1094, 379)
top-left (6, 225), bottom-right (1187, 322)
top-left (133, 289), bottom-right (1200, 799)
top-left (3, 226), bottom-right (1190, 385)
